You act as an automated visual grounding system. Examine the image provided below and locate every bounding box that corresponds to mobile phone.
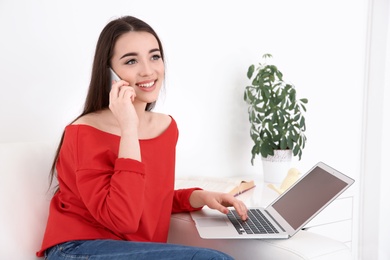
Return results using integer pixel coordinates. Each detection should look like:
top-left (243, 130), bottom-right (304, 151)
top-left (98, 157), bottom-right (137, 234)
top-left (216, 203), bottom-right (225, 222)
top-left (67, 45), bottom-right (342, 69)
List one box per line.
top-left (107, 68), bottom-right (121, 92)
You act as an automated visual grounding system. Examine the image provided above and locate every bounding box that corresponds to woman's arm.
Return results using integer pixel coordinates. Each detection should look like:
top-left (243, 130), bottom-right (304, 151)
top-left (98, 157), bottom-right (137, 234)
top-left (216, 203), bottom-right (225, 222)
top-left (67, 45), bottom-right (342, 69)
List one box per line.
top-left (109, 80), bottom-right (141, 161)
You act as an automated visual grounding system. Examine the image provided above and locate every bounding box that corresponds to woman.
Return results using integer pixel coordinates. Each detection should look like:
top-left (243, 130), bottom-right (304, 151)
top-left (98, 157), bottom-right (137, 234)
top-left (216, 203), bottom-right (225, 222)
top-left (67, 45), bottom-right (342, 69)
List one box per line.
top-left (37, 16), bottom-right (248, 259)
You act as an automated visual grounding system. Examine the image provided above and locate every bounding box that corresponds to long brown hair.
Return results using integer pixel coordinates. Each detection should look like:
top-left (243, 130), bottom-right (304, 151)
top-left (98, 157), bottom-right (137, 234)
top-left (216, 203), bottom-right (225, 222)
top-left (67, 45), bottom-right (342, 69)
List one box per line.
top-left (49, 16), bottom-right (165, 189)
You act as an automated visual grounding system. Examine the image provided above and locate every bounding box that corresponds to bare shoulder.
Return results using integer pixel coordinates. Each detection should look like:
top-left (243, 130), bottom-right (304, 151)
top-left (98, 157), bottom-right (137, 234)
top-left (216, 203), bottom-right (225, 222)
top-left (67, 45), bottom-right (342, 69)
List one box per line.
top-left (150, 112), bottom-right (172, 126)
top-left (72, 114), bottom-right (94, 125)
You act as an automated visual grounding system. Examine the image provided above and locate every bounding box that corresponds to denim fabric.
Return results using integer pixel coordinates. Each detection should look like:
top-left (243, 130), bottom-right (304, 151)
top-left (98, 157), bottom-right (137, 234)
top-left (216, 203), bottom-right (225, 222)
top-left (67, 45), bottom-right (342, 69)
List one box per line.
top-left (45, 239), bottom-right (234, 260)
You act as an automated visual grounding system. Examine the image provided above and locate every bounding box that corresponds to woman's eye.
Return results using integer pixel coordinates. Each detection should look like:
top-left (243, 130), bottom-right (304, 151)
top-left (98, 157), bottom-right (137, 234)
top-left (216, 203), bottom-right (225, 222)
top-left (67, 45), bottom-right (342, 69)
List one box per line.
top-left (126, 59), bottom-right (137, 65)
top-left (151, 54), bottom-right (161, 61)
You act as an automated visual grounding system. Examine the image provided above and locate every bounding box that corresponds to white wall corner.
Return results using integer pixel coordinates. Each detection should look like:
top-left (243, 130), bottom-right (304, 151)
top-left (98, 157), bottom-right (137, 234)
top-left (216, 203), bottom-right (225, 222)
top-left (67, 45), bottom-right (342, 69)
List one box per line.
top-left (359, 0), bottom-right (390, 259)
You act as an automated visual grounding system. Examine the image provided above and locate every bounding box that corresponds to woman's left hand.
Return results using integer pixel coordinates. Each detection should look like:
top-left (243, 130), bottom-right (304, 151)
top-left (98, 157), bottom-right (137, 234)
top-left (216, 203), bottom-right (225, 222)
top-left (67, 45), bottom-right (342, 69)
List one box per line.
top-left (189, 190), bottom-right (248, 221)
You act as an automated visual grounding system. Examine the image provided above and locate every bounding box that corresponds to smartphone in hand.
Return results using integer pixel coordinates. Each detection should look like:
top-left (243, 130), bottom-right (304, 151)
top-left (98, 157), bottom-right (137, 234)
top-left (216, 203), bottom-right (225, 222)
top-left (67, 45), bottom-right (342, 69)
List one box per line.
top-left (107, 68), bottom-right (121, 92)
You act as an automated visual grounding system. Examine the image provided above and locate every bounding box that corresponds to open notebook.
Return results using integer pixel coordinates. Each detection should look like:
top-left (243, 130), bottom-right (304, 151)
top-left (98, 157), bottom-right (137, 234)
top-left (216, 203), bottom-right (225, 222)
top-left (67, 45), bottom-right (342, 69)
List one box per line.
top-left (190, 162), bottom-right (354, 239)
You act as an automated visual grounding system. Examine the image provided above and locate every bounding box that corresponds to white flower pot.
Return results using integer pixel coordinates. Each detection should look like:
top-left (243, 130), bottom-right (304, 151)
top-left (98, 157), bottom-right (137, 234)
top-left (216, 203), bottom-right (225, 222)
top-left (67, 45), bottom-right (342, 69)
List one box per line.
top-left (261, 150), bottom-right (292, 184)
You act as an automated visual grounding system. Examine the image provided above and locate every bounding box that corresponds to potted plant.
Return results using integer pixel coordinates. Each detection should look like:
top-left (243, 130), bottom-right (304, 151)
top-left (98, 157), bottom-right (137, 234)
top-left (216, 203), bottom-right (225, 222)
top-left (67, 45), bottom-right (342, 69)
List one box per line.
top-left (244, 53), bottom-right (308, 183)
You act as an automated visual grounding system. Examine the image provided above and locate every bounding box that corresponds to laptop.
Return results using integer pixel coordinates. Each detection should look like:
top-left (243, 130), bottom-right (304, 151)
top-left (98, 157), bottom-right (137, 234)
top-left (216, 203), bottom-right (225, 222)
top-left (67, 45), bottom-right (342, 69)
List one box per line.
top-left (190, 161), bottom-right (354, 239)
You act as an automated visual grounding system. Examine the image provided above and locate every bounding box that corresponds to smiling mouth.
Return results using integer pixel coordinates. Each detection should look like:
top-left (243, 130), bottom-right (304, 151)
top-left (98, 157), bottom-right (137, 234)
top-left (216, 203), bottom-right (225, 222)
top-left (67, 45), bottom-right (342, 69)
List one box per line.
top-left (137, 81), bottom-right (155, 88)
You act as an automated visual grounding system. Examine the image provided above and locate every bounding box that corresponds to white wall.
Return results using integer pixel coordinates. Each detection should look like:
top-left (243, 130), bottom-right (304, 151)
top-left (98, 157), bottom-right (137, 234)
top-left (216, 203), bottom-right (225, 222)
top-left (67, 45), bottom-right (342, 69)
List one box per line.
top-left (2, 0), bottom-right (387, 258)
top-left (379, 34), bottom-right (390, 259)
top-left (379, 50), bottom-right (390, 259)
top-left (360, 0), bottom-right (390, 259)
top-left (0, 0), bottom-right (368, 180)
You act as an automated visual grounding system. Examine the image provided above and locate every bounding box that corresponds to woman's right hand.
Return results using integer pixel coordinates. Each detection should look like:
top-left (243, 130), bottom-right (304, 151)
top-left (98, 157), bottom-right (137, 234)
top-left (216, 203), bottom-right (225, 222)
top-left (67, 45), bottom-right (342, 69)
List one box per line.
top-left (109, 80), bottom-right (141, 161)
top-left (108, 80), bottom-right (138, 133)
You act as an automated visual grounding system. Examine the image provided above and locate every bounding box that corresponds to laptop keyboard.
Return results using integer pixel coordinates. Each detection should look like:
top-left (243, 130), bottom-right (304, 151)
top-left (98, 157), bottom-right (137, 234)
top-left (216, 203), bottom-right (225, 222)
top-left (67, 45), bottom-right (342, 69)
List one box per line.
top-left (227, 209), bottom-right (279, 235)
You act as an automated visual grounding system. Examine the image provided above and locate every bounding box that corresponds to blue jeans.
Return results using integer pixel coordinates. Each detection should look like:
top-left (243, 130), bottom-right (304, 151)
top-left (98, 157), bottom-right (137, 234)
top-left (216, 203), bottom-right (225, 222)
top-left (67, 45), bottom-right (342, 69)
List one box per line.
top-left (45, 239), bottom-right (234, 260)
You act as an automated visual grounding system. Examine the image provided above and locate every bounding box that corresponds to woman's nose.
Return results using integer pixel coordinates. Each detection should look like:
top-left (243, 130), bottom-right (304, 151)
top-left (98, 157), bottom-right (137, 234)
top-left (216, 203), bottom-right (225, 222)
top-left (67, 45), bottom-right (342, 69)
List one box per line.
top-left (138, 61), bottom-right (153, 76)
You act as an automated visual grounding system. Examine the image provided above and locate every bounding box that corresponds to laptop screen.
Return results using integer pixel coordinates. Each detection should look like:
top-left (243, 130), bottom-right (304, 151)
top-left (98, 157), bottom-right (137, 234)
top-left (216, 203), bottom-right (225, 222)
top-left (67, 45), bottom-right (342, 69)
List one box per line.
top-left (271, 166), bottom-right (349, 230)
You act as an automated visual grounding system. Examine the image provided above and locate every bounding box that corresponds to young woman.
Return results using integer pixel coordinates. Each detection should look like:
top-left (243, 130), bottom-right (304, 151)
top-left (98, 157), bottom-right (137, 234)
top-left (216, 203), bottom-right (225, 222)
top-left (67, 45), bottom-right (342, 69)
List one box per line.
top-left (37, 16), bottom-right (248, 260)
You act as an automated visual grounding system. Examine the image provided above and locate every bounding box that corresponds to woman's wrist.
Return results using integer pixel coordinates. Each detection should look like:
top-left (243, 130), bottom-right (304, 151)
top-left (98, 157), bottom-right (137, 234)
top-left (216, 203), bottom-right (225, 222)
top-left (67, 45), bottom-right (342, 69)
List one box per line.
top-left (118, 132), bottom-right (141, 161)
top-left (189, 190), bottom-right (205, 209)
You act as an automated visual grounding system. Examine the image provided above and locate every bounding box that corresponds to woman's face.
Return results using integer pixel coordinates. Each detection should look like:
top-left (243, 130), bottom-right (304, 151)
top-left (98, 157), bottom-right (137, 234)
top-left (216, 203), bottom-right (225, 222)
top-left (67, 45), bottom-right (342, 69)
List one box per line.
top-left (111, 31), bottom-right (164, 106)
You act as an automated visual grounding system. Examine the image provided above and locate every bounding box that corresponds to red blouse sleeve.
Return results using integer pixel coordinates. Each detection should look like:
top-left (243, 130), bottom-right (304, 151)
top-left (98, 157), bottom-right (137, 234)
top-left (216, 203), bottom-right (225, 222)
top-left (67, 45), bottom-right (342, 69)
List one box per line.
top-left (64, 125), bottom-right (148, 234)
top-left (76, 158), bottom-right (147, 234)
top-left (171, 188), bottom-right (203, 213)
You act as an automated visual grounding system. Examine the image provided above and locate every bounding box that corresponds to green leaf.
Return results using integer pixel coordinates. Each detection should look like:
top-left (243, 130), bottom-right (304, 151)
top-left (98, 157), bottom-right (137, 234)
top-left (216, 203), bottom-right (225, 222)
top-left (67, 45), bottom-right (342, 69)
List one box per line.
top-left (293, 145), bottom-right (300, 157)
top-left (251, 144), bottom-right (260, 165)
top-left (264, 109), bottom-right (272, 118)
top-left (269, 65), bottom-right (277, 74)
top-left (280, 136), bottom-right (287, 149)
top-left (276, 70), bottom-right (283, 81)
top-left (263, 87), bottom-right (271, 100)
top-left (260, 142), bottom-right (273, 158)
top-left (247, 65), bottom-right (255, 79)
top-left (300, 117), bottom-right (306, 128)
top-left (289, 89), bottom-right (296, 101)
top-left (269, 74), bottom-right (275, 82)
top-left (250, 110), bottom-right (256, 122)
top-left (287, 136), bottom-right (294, 149)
